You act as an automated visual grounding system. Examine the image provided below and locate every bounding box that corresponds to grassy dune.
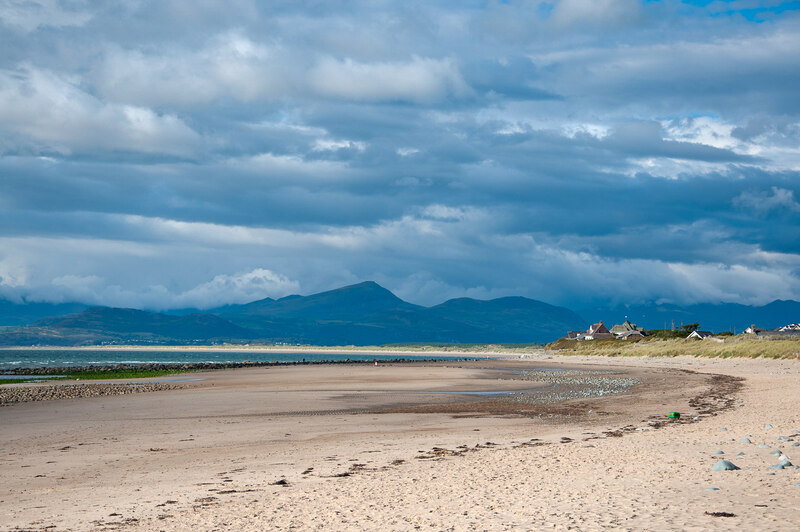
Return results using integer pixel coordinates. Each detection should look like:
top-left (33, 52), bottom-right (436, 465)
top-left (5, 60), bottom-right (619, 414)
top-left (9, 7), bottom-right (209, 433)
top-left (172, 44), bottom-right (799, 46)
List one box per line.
top-left (545, 336), bottom-right (800, 359)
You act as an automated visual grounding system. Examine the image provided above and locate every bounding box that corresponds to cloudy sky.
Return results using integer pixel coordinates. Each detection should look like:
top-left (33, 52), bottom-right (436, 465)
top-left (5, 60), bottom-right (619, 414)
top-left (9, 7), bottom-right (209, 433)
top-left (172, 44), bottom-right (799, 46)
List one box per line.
top-left (1, 0), bottom-right (799, 310)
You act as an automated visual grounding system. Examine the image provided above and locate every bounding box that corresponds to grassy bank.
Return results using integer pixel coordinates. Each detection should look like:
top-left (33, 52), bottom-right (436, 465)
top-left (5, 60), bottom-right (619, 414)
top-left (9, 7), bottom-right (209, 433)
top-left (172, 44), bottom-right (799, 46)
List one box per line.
top-left (0, 367), bottom-right (192, 385)
top-left (545, 336), bottom-right (800, 359)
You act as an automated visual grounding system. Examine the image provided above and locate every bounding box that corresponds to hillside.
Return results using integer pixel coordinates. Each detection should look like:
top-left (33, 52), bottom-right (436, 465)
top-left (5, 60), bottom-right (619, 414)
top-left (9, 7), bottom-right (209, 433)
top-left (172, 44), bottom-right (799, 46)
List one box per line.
top-left (0, 282), bottom-right (587, 346)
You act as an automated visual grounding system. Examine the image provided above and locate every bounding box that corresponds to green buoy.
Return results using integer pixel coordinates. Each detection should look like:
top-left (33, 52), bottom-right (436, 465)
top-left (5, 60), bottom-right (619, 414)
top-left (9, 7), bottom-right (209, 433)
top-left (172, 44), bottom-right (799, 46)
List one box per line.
top-left (668, 412), bottom-right (681, 419)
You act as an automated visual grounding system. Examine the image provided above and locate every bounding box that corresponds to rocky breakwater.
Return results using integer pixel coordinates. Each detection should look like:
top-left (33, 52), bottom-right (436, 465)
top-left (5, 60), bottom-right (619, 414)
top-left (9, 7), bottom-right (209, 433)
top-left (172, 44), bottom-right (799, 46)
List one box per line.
top-left (0, 382), bottom-right (180, 406)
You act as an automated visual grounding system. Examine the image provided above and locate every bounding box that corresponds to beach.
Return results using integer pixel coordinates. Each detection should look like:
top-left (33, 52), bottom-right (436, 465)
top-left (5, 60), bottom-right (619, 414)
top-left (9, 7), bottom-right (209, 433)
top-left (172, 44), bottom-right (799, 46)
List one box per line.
top-left (1, 355), bottom-right (799, 531)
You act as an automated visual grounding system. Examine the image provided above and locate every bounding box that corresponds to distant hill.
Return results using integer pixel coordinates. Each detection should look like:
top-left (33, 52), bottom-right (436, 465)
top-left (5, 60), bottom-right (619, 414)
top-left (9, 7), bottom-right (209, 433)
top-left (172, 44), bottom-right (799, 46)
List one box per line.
top-left (217, 282), bottom-right (587, 344)
top-left (0, 282), bottom-right (587, 346)
top-left (0, 298), bottom-right (89, 326)
top-left (0, 307), bottom-right (255, 345)
top-left (580, 300), bottom-right (800, 333)
top-left (4, 282), bottom-right (796, 346)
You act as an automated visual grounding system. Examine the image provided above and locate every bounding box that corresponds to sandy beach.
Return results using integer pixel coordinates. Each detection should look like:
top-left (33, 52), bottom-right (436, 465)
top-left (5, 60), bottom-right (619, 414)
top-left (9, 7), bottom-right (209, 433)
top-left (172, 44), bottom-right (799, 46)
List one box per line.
top-left (1, 355), bottom-right (799, 531)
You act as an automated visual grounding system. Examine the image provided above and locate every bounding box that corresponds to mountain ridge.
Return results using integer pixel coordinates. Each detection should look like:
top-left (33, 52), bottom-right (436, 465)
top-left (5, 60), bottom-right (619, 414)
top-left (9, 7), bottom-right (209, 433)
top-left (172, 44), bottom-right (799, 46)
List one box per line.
top-left (0, 282), bottom-right (586, 345)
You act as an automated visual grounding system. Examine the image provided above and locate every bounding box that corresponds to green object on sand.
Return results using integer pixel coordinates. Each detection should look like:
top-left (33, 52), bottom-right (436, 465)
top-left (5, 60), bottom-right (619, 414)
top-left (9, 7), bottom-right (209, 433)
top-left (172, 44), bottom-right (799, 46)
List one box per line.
top-left (668, 412), bottom-right (681, 419)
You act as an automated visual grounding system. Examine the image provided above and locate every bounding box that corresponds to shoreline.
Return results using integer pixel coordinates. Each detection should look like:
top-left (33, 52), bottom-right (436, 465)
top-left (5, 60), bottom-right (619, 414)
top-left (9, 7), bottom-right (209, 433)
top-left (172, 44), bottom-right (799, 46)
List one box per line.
top-left (0, 344), bottom-right (529, 358)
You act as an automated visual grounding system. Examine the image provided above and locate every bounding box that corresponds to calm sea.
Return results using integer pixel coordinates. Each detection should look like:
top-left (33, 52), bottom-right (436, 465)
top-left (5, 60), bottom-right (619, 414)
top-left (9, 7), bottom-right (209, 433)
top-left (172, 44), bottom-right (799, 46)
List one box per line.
top-left (0, 349), bottom-right (474, 369)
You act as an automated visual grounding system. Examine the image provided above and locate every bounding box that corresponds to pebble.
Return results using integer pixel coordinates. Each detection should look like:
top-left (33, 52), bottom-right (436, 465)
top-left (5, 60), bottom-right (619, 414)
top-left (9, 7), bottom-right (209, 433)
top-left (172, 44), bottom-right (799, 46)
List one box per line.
top-left (737, 452), bottom-right (745, 456)
top-left (765, 424), bottom-right (774, 429)
top-left (739, 438), bottom-right (751, 444)
top-left (0, 382), bottom-right (179, 405)
top-left (726, 438), bottom-right (735, 441)
top-left (770, 450), bottom-right (782, 456)
top-left (720, 428), bottom-right (728, 432)
top-left (514, 370), bottom-right (640, 404)
top-left (706, 487), bottom-right (719, 491)
top-left (778, 436), bottom-right (787, 441)
top-left (793, 443), bottom-right (800, 447)
top-left (760, 444), bottom-right (769, 449)
top-left (713, 450), bottom-right (724, 455)
top-left (711, 460), bottom-right (740, 471)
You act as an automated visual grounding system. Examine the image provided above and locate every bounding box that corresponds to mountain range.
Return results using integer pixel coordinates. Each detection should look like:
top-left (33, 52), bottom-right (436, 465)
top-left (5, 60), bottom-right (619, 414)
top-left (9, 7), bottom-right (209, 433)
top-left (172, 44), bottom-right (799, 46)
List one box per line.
top-left (0, 282), bottom-right (587, 346)
top-left (0, 282), bottom-right (797, 346)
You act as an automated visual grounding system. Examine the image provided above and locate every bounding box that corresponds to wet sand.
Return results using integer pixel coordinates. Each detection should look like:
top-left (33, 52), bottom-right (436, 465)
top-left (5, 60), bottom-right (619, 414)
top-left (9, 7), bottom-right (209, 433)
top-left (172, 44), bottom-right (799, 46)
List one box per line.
top-left (1, 357), bottom-right (798, 530)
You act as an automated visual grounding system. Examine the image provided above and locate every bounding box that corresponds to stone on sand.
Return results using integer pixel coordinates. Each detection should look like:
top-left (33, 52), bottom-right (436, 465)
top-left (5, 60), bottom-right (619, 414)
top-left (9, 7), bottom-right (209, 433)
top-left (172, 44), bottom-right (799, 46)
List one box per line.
top-left (712, 460), bottom-right (740, 471)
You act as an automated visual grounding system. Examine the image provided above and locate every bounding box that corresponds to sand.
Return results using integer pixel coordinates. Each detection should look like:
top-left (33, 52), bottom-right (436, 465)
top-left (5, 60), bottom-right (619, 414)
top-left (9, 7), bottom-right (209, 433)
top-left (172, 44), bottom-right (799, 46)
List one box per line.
top-left (1, 356), bottom-right (799, 531)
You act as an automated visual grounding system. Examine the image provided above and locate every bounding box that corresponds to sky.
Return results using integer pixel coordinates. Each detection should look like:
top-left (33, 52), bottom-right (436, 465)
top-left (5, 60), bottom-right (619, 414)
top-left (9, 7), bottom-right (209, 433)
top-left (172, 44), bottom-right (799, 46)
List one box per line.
top-left (1, 0), bottom-right (799, 311)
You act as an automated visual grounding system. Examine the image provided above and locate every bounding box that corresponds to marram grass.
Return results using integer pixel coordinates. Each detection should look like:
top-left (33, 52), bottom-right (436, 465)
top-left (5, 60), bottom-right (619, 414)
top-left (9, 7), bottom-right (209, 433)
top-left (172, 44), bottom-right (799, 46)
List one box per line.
top-left (545, 336), bottom-right (800, 360)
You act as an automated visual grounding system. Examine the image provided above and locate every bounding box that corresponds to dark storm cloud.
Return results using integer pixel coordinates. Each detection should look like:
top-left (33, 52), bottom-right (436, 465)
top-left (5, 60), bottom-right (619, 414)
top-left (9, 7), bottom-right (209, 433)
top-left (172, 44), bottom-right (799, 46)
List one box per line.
top-left (1, 0), bottom-right (800, 309)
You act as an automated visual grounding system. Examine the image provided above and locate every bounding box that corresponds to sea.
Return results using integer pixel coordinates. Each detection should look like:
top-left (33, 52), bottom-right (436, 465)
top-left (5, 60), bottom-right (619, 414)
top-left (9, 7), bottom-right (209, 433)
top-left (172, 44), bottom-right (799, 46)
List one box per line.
top-left (0, 349), bottom-right (475, 370)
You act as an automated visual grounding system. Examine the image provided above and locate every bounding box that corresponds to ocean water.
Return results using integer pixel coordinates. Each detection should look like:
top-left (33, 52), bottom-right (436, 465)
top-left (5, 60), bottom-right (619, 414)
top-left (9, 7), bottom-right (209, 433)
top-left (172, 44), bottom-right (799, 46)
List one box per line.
top-left (0, 349), bottom-right (474, 370)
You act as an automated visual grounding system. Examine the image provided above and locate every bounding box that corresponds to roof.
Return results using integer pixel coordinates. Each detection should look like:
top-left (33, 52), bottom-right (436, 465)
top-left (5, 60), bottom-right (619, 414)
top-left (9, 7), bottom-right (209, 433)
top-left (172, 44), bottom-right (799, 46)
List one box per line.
top-left (610, 320), bottom-right (639, 334)
top-left (689, 330), bottom-right (714, 339)
top-left (588, 321), bottom-right (610, 335)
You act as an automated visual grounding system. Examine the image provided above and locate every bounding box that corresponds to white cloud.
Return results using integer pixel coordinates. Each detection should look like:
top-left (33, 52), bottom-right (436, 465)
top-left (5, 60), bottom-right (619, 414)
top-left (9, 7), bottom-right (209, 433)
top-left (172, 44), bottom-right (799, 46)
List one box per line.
top-left (0, 0), bottom-right (93, 32)
top-left (549, 0), bottom-right (643, 29)
top-left (177, 269), bottom-right (299, 309)
top-left (313, 138), bottom-right (366, 152)
top-left (0, 66), bottom-right (201, 155)
top-left (308, 56), bottom-right (467, 103)
top-left (733, 187), bottom-right (800, 213)
top-left (94, 32), bottom-right (292, 106)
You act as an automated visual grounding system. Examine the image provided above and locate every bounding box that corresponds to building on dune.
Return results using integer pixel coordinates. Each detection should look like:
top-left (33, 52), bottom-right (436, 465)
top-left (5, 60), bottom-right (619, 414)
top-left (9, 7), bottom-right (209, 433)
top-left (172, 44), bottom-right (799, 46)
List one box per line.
top-left (687, 330), bottom-right (714, 340)
top-left (616, 330), bottom-right (645, 340)
top-left (584, 321), bottom-right (614, 340)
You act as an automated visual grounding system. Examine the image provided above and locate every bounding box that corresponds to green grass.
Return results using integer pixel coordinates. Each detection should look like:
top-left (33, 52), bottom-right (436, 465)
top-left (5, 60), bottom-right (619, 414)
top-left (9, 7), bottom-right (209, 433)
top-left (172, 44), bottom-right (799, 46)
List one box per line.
top-left (545, 335), bottom-right (800, 359)
top-left (1, 368), bottom-right (193, 385)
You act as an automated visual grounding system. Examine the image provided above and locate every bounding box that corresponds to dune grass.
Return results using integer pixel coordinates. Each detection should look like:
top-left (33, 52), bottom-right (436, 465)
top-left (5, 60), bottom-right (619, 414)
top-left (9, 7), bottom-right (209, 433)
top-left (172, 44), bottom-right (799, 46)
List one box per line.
top-left (545, 336), bottom-right (800, 359)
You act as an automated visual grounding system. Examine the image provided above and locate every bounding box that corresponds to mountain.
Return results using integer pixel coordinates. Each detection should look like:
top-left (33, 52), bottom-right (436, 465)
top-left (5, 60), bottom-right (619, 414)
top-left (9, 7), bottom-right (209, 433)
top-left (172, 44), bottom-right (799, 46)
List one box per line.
top-left (0, 282), bottom-right (587, 345)
top-left (22, 307), bottom-right (254, 344)
top-left (580, 299), bottom-right (800, 333)
top-left (0, 298), bottom-right (89, 326)
top-left (216, 282), bottom-right (586, 344)
top-left (221, 281), bottom-right (420, 322)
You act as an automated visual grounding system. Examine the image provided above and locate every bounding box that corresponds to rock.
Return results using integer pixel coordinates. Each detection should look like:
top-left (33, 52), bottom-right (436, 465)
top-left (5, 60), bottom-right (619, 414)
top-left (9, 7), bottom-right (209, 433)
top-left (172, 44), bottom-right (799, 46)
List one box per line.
top-left (693, 416), bottom-right (700, 421)
top-left (770, 450), bottom-right (782, 456)
top-left (759, 444), bottom-right (769, 449)
top-left (726, 438), bottom-right (735, 442)
top-left (720, 428), bottom-right (728, 432)
top-left (713, 450), bottom-right (724, 455)
top-left (769, 461), bottom-right (792, 470)
top-left (712, 460), bottom-right (740, 471)
top-left (765, 424), bottom-right (773, 429)
top-left (706, 487), bottom-right (719, 491)
top-left (737, 452), bottom-right (745, 456)
top-left (739, 438), bottom-right (751, 444)
top-left (793, 442), bottom-right (800, 447)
